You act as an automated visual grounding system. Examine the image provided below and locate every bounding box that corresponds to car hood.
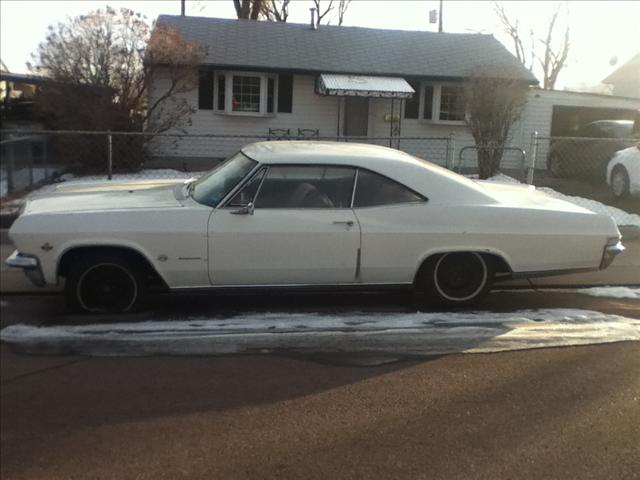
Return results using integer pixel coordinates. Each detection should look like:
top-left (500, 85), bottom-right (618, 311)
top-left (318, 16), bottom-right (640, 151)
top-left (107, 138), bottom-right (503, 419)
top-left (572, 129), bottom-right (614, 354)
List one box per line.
top-left (477, 181), bottom-right (594, 214)
top-left (23, 179), bottom-right (187, 215)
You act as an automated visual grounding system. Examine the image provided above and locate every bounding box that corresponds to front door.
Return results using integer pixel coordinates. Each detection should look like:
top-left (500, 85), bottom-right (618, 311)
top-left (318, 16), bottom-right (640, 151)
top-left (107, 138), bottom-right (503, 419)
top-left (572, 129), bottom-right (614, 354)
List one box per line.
top-left (208, 165), bottom-right (360, 286)
top-left (343, 97), bottom-right (369, 137)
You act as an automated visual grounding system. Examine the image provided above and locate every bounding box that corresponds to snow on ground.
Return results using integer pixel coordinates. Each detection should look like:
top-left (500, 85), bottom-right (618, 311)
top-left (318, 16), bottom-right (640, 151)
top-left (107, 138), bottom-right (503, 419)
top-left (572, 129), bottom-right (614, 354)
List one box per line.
top-left (479, 173), bottom-right (640, 227)
top-left (537, 187), bottom-right (640, 228)
top-left (1, 308), bottom-right (638, 357)
top-left (574, 287), bottom-right (640, 299)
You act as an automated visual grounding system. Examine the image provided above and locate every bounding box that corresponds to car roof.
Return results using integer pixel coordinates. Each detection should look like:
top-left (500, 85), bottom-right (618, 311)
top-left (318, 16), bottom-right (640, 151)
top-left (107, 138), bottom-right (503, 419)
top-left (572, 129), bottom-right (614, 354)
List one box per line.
top-left (241, 141), bottom-right (493, 204)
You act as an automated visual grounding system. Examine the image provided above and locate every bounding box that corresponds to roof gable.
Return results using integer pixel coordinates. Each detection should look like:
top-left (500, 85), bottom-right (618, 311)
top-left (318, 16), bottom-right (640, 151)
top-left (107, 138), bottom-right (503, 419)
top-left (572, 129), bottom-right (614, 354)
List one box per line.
top-left (157, 15), bottom-right (537, 83)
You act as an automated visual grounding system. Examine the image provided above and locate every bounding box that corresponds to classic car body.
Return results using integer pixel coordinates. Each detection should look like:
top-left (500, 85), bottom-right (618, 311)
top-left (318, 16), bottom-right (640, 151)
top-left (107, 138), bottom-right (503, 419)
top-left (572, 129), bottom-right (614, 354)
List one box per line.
top-left (7, 142), bottom-right (624, 312)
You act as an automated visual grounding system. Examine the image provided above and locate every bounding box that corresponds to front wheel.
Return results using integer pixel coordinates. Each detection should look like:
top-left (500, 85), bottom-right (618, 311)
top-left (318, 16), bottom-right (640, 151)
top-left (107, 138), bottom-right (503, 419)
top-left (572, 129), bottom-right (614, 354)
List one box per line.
top-left (416, 252), bottom-right (493, 307)
top-left (65, 254), bottom-right (146, 314)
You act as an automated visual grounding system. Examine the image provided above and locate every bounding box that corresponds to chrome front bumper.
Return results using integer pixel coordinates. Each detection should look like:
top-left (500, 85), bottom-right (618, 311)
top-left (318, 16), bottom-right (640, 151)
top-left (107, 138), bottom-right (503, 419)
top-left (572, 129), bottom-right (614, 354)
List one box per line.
top-left (600, 241), bottom-right (625, 270)
top-left (5, 250), bottom-right (46, 286)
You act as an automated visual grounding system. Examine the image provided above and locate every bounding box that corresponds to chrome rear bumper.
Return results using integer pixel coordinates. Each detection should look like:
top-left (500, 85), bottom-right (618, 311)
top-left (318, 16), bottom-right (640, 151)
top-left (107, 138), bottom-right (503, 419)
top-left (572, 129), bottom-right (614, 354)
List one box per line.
top-left (600, 241), bottom-right (625, 270)
top-left (5, 250), bottom-right (45, 286)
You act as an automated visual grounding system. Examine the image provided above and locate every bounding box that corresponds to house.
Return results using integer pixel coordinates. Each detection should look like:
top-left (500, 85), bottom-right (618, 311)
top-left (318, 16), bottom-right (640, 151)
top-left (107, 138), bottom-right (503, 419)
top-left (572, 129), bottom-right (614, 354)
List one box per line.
top-left (148, 15), bottom-right (536, 167)
top-left (147, 16), bottom-right (640, 172)
top-left (603, 53), bottom-right (640, 99)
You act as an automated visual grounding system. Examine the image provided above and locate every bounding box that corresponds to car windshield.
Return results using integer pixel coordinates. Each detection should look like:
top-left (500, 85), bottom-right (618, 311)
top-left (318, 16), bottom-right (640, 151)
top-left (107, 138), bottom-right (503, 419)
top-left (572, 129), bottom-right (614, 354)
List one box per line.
top-left (190, 152), bottom-right (257, 207)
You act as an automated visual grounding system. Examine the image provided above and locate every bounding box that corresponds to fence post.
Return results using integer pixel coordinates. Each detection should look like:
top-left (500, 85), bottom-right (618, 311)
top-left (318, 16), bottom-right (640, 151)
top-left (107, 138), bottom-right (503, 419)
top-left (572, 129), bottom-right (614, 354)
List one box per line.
top-left (107, 131), bottom-right (113, 180)
top-left (447, 132), bottom-right (456, 170)
top-left (6, 142), bottom-right (15, 195)
top-left (527, 131), bottom-right (538, 185)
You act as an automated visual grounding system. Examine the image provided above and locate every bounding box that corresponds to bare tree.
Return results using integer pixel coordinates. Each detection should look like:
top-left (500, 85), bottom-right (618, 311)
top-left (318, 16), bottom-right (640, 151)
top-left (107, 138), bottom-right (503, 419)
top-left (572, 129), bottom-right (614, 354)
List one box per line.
top-left (463, 67), bottom-right (529, 179)
top-left (313, 0), bottom-right (334, 27)
top-left (337, 0), bottom-right (352, 26)
top-left (233, 0), bottom-right (267, 20)
top-left (537, 7), bottom-right (570, 90)
top-left (29, 7), bottom-right (204, 133)
top-left (263, 0), bottom-right (290, 21)
top-left (495, 2), bottom-right (569, 89)
top-left (28, 8), bottom-right (204, 172)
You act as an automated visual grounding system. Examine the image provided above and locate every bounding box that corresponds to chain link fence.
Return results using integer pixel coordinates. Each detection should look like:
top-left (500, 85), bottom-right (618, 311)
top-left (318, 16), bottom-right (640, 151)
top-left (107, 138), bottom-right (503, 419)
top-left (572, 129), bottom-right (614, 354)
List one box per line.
top-left (3, 128), bottom-right (636, 213)
top-left (528, 133), bottom-right (640, 214)
top-left (0, 129), bottom-right (453, 198)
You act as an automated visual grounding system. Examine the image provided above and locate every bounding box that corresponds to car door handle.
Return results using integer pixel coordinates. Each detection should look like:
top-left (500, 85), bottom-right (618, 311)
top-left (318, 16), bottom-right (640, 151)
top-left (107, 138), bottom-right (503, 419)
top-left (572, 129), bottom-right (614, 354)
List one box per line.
top-left (332, 220), bottom-right (354, 226)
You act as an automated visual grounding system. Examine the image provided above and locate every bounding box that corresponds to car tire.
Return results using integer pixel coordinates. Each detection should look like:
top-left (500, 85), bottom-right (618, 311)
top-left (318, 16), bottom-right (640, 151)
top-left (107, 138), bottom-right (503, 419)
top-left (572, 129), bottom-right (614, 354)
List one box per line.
top-left (548, 154), bottom-right (568, 178)
top-left (416, 252), bottom-right (493, 307)
top-left (610, 166), bottom-right (630, 199)
top-left (65, 254), bottom-right (147, 314)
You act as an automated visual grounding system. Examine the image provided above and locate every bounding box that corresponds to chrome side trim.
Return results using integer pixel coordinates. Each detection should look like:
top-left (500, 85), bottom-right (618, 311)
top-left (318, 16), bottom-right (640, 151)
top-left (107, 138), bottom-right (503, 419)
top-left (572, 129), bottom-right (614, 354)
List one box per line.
top-left (498, 266), bottom-right (599, 281)
top-left (170, 282), bottom-right (413, 293)
top-left (350, 168), bottom-right (359, 208)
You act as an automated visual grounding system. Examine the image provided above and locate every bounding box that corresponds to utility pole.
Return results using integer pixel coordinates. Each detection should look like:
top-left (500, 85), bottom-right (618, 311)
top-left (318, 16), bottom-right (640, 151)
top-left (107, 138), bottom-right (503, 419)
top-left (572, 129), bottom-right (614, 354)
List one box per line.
top-left (181, 0), bottom-right (186, 16)
top-left (438, 0), bottom-right (443, 33)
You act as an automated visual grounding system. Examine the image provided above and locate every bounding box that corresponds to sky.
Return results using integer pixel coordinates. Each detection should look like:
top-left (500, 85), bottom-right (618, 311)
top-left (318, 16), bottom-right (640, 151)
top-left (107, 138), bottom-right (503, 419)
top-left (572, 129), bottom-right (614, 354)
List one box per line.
top-left (1, 0), bottom-right (639, 90)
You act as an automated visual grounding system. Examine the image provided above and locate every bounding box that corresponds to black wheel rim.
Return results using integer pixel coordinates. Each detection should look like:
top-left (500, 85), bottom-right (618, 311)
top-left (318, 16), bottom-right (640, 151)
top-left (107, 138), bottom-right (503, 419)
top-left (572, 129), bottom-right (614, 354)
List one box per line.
top-left (434, 253), bottom-right (487, 302)
top-left (77, 264), bottom-right (137, 313)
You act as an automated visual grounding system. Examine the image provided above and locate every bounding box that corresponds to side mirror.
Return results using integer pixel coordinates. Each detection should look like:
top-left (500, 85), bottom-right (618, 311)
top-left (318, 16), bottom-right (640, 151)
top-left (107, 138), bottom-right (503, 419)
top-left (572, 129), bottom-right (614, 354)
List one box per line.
top-left (230, 202), bottom-right (255, 215)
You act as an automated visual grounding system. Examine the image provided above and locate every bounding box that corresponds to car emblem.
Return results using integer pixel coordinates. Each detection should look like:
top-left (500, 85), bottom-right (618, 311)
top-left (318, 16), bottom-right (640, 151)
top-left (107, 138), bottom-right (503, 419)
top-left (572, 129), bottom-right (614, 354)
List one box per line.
top-left (158, 254), bottom-right (168, 262)
top-left (41, 242), bottom-right (53, 251)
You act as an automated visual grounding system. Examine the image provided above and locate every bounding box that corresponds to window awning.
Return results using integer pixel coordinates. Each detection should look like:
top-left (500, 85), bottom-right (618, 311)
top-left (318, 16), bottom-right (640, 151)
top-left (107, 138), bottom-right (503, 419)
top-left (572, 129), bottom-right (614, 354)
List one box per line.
top-left (317, 74), bottom-right (414, 99)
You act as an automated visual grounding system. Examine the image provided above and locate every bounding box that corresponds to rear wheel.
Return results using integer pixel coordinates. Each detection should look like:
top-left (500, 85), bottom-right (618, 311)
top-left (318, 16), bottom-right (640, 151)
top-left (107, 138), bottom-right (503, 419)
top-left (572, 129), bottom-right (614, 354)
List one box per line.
top-left (610, 166), bottom-right (630, 199)
top-left (416, 252), bottom-right (493, 307)
top-left (65, 254), bottom-right (146, 314)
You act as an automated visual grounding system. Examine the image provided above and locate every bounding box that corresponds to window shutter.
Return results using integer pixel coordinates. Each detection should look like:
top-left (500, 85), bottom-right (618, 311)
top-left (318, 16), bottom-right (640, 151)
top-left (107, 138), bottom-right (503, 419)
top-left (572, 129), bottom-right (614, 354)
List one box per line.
top-left (422, 85), bottom-right (434, 120)
top-left (404, 80), bottom-right (420, 119)
top-left (277, 74), bottom-right (293, 113)
top-left (198, 70), bottom-right (214, 110)
top-left (217, 74), bottom-right (226, 110)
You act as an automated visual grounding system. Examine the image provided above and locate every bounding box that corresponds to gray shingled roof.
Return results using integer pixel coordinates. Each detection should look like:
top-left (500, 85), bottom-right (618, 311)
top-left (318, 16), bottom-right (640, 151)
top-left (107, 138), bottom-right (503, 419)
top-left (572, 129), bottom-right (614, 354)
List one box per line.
top-left (158, 15), bottom-right (538, 83)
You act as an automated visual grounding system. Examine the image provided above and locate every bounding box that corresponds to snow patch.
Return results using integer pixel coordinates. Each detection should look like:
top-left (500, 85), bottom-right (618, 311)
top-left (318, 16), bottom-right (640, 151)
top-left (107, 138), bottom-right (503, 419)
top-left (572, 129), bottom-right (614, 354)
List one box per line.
top-left (1, 309), bottom-right (638, 357)
top-left (537, 187), bottom-right (640, 227)
top-left (478, 173), bottom-right (640, 227)
top-left (575, 287), bottom-right (640, 299)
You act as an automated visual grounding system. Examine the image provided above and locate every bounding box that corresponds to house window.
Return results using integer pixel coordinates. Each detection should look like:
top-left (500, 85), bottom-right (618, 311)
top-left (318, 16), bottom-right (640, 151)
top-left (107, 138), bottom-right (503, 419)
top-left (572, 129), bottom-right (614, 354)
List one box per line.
top-left (404, 82), bottom-right (466, 123)
top-left (232, 75), bottom-right (261, 113)
top-left (439, 85), bottom-right (465, 121)
top-left (214, 72), bottom-right (279, 116)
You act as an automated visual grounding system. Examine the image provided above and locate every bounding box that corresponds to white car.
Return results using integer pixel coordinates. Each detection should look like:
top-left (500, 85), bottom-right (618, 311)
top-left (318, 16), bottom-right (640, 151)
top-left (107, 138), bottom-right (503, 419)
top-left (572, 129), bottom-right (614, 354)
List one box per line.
top-left (6, 142), bottom-right (624, 313)
top-left (607, 145), bottom-right (640, 199)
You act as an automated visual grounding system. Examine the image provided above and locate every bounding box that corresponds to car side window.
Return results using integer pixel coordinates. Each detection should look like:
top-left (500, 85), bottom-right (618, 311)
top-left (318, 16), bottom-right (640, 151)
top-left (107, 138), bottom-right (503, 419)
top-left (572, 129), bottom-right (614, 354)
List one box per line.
top-left (228, 169), bottom-right (266, 206)
top-left (353, 169), bottom-right (425, 208)
top-left (253, 166), bottom-right (356, 209)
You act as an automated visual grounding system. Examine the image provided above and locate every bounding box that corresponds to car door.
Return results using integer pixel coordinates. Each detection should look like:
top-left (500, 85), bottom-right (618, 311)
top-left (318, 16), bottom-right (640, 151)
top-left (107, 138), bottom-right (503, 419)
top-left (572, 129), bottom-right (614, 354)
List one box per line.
top-left (351, 169), bottom-right (429, 284)
top-left (208, 165), bottom-right (360, 286)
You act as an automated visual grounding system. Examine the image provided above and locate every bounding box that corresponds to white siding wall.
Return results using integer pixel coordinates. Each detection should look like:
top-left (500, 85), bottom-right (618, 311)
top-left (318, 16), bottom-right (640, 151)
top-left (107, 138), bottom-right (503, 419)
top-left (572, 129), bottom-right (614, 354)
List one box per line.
top-left (148, 70), bottom-right (340, 163)
top-left (149, 69), bottom-right (640, 171)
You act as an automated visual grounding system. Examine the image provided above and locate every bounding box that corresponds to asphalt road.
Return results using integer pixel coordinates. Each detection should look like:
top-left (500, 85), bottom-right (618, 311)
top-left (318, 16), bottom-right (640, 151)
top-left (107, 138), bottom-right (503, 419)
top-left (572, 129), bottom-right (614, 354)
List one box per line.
top-left (1, 288), bottom-right (640, 327)
top-left (1, 291), bottom-right (639, 480)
